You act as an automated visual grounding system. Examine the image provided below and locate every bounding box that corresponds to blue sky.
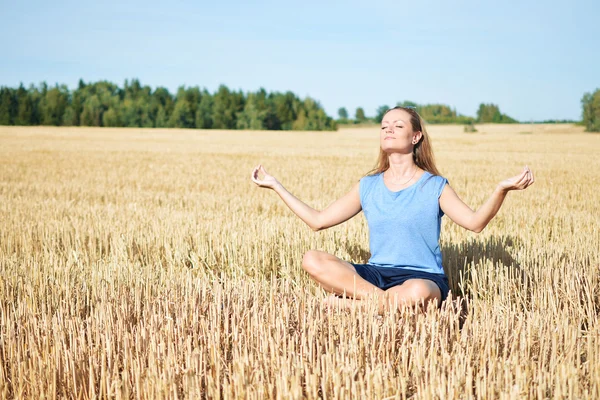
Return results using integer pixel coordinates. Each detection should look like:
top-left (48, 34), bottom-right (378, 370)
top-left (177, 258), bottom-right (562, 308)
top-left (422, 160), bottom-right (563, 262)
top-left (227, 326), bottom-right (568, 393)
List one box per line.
top-left (1, 0), bottom-right (598, 121)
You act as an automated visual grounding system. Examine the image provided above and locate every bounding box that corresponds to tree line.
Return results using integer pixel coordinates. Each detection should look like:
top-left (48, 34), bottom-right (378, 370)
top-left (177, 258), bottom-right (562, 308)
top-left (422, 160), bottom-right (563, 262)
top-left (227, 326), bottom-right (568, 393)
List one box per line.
top-left (337, 102), bottom-right (517, 125)
top-left (0, 79), bottom-right (337, 131)
top-left (1, 79), bottom-right (596, 131)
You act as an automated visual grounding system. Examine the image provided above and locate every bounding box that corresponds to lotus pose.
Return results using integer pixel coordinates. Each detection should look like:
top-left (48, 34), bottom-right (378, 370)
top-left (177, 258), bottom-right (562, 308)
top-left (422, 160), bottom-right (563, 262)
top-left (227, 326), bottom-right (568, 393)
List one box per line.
top-left (251, 106), bottom-right (534, 314)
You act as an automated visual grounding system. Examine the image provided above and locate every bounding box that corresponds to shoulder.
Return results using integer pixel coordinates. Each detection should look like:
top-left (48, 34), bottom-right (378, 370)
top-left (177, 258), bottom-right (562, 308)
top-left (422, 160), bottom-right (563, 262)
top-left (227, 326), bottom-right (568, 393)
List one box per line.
top-left (421, 171), bottom-right (448, 183)
top-left (360, 172), bottom-right (381, 186)
top-left (359, 172), bottom-right (381, 202)
top-left (419, 172), bottom-right (449, 198)
top-left (360, 171), bottom-right (381, 180)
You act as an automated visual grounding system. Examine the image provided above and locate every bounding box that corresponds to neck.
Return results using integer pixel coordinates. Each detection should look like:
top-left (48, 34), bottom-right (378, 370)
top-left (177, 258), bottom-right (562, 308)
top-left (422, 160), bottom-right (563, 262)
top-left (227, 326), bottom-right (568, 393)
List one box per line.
top-left (386, 154), bottom-right (419, 180)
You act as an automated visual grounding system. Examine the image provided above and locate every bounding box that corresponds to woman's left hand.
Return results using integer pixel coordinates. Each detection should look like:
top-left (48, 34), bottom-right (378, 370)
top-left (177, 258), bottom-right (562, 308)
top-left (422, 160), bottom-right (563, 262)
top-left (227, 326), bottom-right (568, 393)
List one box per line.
top-left (498, 165), bottom-right (534, 192)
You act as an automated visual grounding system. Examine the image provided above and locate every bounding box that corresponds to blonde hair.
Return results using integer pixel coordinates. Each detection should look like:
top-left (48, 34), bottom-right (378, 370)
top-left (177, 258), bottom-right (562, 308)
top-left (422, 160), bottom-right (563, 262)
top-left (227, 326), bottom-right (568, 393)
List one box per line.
top-left (364, 106), bottom-right (441, 177)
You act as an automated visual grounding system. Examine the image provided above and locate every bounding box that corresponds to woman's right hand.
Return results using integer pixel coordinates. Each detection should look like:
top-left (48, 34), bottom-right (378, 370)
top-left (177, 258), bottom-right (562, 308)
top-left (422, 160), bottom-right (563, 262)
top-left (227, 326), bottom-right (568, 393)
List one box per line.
top-left (251, 164), bottom-right (281, 190)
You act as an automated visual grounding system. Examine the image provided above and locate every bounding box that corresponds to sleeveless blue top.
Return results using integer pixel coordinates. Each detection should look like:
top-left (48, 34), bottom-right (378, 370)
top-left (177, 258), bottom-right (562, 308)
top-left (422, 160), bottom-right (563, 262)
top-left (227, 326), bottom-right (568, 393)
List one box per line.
top-left (359, 170), bottom-right (449, 275)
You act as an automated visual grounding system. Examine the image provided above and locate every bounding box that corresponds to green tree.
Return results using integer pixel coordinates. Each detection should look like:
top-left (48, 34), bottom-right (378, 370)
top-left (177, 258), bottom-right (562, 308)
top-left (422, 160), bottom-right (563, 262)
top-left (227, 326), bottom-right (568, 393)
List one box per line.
top-left (582, 88), bottom-right (600, 132)
top-left (169, 99), bottom-right (195, 128)
top-left (212, 85), bottom-right (238, 129)
top-left (40, 85), bottom-right (69, 125)
top-left (15, 84), bottom-right (34, 125)
top-left (237, 91), bottom-right (268, 130)
top-left (102, 107), bottom-right (121, 127)
top-left (292, 109), bottom-right (308, 130)
top-left (476, 103), bottom-right (516, 123)
top-left (69, 90), bottom-right (84, 126)
top-left (152, 87), bottom-right (174, 128)
top-left (355, 107), bottom-right (366, 123)
top-left (418, 104), bottom-right (456, 123)
top-left (195, 91), bottom-right (213, 129)
top-left (270, 91), bottom-right (297, 130)
top-left (155, 107), bottom-right (169, 128)
top-left (337, 107), bottom-right (348, 121)
top-left (375, 105), bottom-right (390, 122)
top-left (121, 79), bottom-right (154, 127)
top-left (62, 107), bottom-right (77, 126)
top-left (0, 88), bottom-right (15, 125)
top-left (80, 96), bottom-right (103, 126)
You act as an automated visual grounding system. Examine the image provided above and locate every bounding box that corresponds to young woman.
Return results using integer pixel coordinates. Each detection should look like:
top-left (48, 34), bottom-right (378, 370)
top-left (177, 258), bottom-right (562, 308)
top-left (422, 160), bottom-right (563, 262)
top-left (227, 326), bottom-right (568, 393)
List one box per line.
top-left (251, 106), bottom-right (534, 314)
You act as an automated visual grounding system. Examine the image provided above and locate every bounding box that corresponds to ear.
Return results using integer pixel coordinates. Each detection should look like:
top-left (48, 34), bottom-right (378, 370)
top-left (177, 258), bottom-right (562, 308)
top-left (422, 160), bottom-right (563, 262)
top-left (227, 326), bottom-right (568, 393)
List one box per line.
top-left (414, 131), bottom-right (423, 142)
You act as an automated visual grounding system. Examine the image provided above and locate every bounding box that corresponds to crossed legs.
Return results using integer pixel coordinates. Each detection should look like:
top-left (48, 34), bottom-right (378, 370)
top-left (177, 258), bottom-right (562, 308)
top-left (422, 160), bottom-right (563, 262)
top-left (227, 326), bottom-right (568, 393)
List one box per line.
top-left (301, 250), bottom-right (442, 314)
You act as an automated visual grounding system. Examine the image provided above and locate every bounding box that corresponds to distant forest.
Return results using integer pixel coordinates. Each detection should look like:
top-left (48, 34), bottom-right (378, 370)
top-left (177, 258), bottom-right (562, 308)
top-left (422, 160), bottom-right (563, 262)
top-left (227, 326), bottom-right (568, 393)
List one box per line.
top-left (0, 79), bottom-right (337, 131)
top-left (1, 79), bottom-right (584, 131)
top-left (339, 101), bottom-right (517, 126)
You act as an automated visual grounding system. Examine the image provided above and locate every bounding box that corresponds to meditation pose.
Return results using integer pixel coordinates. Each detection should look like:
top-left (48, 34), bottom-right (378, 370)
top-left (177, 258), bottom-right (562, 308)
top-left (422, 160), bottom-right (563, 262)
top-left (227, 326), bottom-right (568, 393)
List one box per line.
top-left (251, 106), bottom-right (534, 314)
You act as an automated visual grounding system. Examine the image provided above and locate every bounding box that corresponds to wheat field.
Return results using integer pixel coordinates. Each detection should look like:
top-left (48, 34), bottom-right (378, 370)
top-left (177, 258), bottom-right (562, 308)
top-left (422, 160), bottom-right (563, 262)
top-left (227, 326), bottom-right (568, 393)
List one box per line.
top-left (0, 123), bottom-right (598, 399)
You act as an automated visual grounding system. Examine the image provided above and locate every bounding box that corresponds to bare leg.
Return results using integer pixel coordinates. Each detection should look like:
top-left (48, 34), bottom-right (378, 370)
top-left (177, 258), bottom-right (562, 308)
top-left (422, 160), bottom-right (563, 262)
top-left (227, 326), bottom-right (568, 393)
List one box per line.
top-left (384, 279), bottom-right (442, 312)
top-left (323, 278), bottom-right (442, 315)
top-left (301, 250), bottom-right (384, 301)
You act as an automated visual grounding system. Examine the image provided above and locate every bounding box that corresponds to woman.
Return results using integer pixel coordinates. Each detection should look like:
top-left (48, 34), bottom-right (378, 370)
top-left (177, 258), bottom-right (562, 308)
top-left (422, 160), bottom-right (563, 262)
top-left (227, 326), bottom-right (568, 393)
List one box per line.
top-left (251, 106), bottom-right (534, 314)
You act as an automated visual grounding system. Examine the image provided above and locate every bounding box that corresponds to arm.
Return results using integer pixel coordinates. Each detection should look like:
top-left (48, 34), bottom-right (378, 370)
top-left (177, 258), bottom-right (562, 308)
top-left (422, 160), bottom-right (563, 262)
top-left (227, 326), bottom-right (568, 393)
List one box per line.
top-left (439, 185), bottom-right (507, 233)
top-left (273, 181), bottom-right (362, 232)
top-left (251, 164), bottom-right (362, 232)
top-left (439, 166), bottom-right (534, 233)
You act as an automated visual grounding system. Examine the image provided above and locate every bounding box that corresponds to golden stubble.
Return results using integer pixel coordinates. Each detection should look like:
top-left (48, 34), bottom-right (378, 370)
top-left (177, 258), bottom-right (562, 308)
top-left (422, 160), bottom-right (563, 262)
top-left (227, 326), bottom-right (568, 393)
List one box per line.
top-left (0, 124), bottom-right (598, 399)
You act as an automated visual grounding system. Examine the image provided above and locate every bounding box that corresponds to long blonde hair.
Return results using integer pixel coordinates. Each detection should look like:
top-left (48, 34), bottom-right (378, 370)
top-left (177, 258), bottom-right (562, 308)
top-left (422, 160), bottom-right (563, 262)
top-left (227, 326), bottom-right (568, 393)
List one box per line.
top-left (364, 106), bottom-right (441, 177)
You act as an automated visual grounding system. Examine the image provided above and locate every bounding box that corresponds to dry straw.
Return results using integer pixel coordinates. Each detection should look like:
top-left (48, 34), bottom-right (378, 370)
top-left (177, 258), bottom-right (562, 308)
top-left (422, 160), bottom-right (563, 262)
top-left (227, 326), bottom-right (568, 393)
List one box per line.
top-left (0, 124), bottom-right (598, 399)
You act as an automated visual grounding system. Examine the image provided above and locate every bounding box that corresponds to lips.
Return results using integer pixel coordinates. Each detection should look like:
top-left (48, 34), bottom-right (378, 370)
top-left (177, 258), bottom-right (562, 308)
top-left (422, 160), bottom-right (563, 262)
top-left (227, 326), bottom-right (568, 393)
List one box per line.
top-left (384, 137), bottom-right (394, 140)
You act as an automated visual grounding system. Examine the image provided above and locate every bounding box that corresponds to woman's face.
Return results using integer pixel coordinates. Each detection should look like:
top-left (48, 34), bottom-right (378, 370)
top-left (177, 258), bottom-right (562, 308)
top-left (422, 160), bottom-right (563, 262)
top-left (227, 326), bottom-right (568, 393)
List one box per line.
top-left (380, 108), bottom-right (422, 154)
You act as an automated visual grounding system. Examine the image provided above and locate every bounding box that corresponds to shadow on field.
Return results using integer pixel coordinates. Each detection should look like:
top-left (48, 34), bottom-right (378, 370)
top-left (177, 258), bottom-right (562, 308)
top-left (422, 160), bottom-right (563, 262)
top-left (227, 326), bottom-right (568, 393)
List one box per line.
top-left (441, 234), bottom-right (526, 323)
top-left (442, 234), bottom-right (523, 293)
top-left (344, 234), bottom-right (525, 326)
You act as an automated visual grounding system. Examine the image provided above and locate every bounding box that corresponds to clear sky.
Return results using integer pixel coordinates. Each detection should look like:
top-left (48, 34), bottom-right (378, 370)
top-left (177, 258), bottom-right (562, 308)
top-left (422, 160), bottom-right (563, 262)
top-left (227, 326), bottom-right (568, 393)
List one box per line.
top-left (1, 0), bottom-right (598, 121)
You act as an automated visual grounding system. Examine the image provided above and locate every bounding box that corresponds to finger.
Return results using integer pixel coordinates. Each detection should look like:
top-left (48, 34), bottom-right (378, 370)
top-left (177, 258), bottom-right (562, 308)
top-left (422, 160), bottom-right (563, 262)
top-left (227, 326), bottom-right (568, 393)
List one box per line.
top-left (510, 170), bottom-right (527, 186)
top-left (251, 168), bottom-right (262, 184)
top-left (515, 169), bottom-right (527, 181)
top-left (525, 178), bottom-right (533, 188)
top-left (260, 165), bottom-right (268, 174)
top-left (525, 173), bottom-right (533, 187)
top-left (515, 171), bottom-right (528, 185)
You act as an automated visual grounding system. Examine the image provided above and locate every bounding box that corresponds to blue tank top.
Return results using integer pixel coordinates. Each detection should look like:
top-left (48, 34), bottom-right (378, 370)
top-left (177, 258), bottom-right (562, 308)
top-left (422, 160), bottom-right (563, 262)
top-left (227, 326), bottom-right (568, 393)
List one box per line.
top-left (359, 170), bottom-right (449, 275)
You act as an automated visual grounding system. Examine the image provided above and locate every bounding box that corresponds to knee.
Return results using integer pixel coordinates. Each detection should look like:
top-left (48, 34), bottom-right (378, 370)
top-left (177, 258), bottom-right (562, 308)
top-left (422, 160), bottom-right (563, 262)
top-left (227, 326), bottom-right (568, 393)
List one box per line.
top-left (402, 281), bottom-right (438, 305)
top-left (302, 250), bottom-right (324, 277)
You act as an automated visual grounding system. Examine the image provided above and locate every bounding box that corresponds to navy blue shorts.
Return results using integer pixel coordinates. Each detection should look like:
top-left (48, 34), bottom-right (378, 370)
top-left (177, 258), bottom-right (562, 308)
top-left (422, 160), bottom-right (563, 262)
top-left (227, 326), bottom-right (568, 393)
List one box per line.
top-left (350, 263), bottom-right (450, 304)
